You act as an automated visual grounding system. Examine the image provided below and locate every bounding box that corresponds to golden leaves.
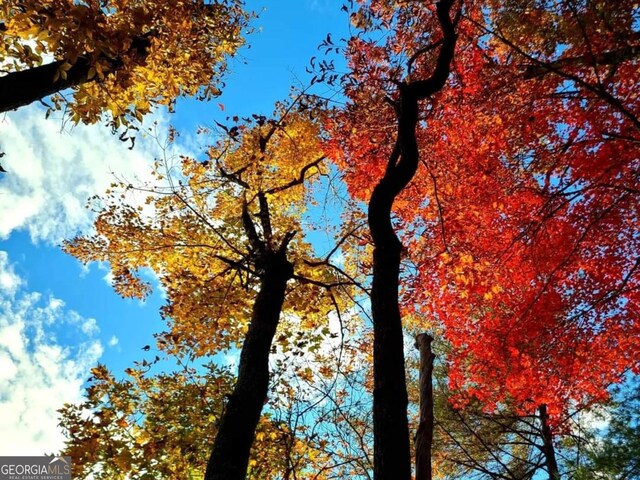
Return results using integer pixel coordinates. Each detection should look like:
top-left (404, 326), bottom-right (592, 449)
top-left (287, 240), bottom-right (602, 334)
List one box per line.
top-left (61, 95), bottom-right (364, 479)
top-left (64, 98), bottom-right (351, 360)
top-left (59, 362), bottom-right (238, 479)
top-left (2, 0), bottom-right (250, 125)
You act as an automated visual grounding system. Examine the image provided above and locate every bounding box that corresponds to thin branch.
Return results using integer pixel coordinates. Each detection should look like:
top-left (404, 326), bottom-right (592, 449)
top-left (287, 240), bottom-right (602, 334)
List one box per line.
top-left (407, 39), bottom-right (444, 76)
top-left (265, 155), bottom-right (326, 194)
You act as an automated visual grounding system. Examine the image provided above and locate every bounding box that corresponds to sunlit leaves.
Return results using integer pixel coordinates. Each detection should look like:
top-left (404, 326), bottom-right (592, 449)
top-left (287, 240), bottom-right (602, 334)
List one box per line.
top-left (1, 0), bottom-right (250, 125)
top-left (330, 0), bottom-right (640, 424)
top-left (59, 360), bottom-right (323, 479)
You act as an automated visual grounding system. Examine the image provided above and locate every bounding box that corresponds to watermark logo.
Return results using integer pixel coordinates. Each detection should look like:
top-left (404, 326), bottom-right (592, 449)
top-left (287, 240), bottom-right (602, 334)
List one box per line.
top-left (0, 456), bottom-right (71, 480)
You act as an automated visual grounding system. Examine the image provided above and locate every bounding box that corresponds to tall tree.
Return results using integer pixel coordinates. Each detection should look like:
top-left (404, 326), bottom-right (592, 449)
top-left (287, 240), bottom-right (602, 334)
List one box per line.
top-left (327, 0), bottom-right (638, 477)
top-left (327, 1), bottom-right (460, 477)
top-left (0, 0), bottom-right (249, 126)
top-left (402, 0), bottom-right (640, 430)
top-left (59, 346), bottom-right (365, 479)
top-left (65, 98), bottom-right (353, 479)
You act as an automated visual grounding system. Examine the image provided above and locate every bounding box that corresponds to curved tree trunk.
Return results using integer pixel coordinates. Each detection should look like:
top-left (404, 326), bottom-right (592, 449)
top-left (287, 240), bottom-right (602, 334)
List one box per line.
top-left (367, 2), bottom-right (458, 479)
top-left (204, 250), bottom-right (293, 480)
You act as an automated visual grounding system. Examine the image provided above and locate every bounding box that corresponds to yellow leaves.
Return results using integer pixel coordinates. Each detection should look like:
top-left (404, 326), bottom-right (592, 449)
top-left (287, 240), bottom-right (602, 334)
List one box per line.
top-left (65, 101), bottom-right (352, 395)
top-left (212, 110), bottom-right (325, 206)
top-left (93, 61), bottom-right (106, 80)
top-left (52, 61), bottom-right (72, 82)
top-left (2, 0), bottom-right (250, 125)
top-left (61, 362), bottom-right (240, 478)
top-left (135, 429), bottom-right (151, 446)
top-left (318, 364), bottom-right (334, 377)
top-left (90, 364), bottom-right (113, 383)
top-left (460, 253), bottom-right (474, 264)
top-left (297, 367), bottom-right (314, 382)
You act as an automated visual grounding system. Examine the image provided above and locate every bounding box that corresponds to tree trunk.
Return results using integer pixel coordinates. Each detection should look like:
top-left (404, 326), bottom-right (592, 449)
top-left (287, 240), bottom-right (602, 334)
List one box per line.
top-left (415, 333), bottom-right (435, 480)
top-left (367, 3), bottom-right (457, 479)
top-left (369, 194), bottom-right (413, 480)
top-left (539, 404), bottom-right (560, 480)
top-left (204, 251), bottom-right (293, 480)
top-left (0, 34), bottom-right (150, 113)
top-left (368, 87), bottom-right (423, 480)
top-left (0, 58), bottom-right (95, 113)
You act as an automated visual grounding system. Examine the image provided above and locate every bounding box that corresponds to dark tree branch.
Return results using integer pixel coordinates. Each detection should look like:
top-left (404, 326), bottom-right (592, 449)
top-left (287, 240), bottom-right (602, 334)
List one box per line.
top-left (539, 405), bottom-right (560, 480)
top-left (217, 161), bottom-right (250, 189)
top-left (257, 191), bottom-right (273, 247)
top-left (0, 33), bottom-right (152, 113)
top-left (367, 1), bottom-right (459, 479)
top-left (265, 155), bottom-right (326, 194)
top-left (415, 333), bottom-right (435, 480)
top-left (471, 19), bottom-right (640, 131)
top-left (241, 198), bottom-right (264, 254)
top-left (523, 39), bottom-right (640, 80)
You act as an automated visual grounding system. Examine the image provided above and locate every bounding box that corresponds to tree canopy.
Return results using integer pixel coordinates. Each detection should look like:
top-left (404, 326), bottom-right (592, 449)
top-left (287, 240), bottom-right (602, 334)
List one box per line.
top-left (33, 0), bottom-right (640, 479)
top-left (0, 0), bottom-right (249, 126)
top-left (328, 0), bottom-right (639, 422)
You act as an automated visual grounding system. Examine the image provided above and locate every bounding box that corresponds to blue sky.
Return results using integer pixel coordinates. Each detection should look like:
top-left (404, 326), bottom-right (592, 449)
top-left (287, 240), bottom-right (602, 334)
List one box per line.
top-left (0, 0), bottom-right (350, 455)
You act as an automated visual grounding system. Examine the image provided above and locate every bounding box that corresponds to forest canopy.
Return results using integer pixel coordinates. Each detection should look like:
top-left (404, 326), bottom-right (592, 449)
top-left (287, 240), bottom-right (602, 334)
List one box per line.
top-left (0, 1), bottom-right (638, 479)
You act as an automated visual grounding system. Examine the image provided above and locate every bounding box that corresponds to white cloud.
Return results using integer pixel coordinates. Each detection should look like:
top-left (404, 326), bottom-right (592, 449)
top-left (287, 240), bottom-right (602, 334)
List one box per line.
top-left (108, 335), bottom-right (119, 347)
top-left (0, 251), bottom-right (103, 456)
top-left (308, 0), bottom-right (335, 13)
top-left (0, 101), bottom-right (195, 457)
top-left (0, 105), bottom-right (171, 244)
top-left (0, 251), bottom-right (23, 296)
top-left (222, 350), bottom-right (239, 368)
top-left (102, 269), bottom-right (114, 287)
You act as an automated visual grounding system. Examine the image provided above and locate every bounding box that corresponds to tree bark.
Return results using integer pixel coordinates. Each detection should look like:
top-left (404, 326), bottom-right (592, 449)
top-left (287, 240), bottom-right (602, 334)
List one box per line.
top-left (539, 404), bottom-right (560, 480)
top-left (0, 34), bottom-right (151, 113)
top-left (204, 250), bottom-right (293, 480)
top-left (367, 2), bottom-right (458, 479)
top-left (369, 189), bottom-right (412, 480)
top-left (0, 58), bottom-right (94, 113)
top-left (415, 333), bottom-right (435, 480)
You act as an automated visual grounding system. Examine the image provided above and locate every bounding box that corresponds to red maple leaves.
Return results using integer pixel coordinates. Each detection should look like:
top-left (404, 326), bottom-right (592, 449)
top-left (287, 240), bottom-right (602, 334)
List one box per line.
top-left (329, 0), bottom-right (639, 424)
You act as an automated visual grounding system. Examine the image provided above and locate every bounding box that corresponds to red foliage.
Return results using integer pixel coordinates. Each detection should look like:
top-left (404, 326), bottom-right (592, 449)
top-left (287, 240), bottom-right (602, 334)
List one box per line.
top-left (327, 0), bottom-right (640, 423)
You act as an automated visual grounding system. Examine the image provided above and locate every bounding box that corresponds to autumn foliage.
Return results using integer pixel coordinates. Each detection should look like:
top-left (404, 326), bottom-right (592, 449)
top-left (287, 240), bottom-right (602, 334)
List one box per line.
top-left (64, 103), bottom-right (344, 357)
top-left (51, 0), bottom-right (640, 478)
top-left (63, 99), bottom-right (363, 478)
top-left (327, 0), bottom-right (639, 424)
top-left (0, 0), bottom-right (249, 126)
